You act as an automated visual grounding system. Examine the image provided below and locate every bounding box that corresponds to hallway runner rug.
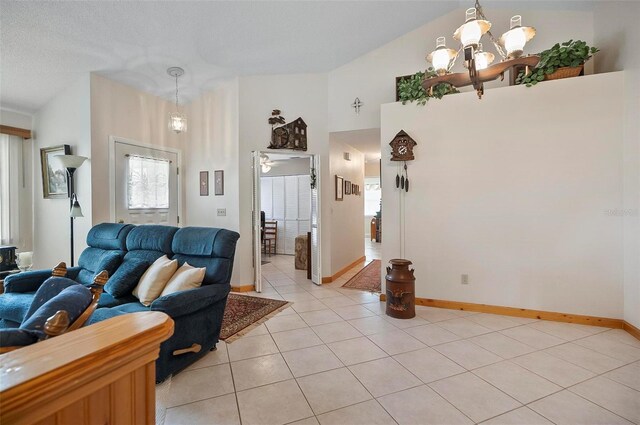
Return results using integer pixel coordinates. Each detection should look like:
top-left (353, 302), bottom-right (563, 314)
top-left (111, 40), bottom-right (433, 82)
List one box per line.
top-left (219, 293), bottom-right (291, 343)
top-left (341, 259), bottom-right (381, 293)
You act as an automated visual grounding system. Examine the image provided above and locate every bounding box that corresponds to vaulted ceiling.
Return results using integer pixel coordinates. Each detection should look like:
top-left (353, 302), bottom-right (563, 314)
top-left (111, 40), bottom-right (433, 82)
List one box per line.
top-left (0, 1), bottom-right (594, 114)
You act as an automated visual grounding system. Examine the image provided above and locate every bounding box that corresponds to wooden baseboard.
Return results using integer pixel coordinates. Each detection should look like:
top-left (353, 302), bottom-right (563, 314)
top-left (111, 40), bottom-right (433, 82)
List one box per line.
top-left (322, 256), bottom-right (366, 283)
top-left (623, 321), bottom-right (640, 341)
top-left (231, 284), bottom-right (255, 293)
top-left (378, 294), bottom-right (627, 330)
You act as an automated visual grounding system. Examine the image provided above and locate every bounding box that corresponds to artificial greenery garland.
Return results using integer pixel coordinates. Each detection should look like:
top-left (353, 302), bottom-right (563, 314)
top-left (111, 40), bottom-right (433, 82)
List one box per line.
top-left (398, 68), bottom-right (459, 105)
top-left (516, 40), bottom-right (599, 87)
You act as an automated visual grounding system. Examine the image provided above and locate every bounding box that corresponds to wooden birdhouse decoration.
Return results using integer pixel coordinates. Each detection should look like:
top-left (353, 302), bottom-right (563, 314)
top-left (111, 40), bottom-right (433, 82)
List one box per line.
top-left (268, 110), bottom-right (308, 151)
top-left (389, 130), bottom-right (417, 161)
top-left (389, 130), bottom-right (417, 192)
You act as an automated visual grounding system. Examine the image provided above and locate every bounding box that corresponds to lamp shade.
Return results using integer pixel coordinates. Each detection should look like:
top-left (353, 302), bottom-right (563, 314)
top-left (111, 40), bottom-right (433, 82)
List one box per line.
top-left (454, 8), bottom-right (491, 48)
top-left (499, 15), bottom-right (536, 59)
top-left (56, 155), bottom-right (87, 169)
top-left (427, 37), bottom-right (458, 76)
top-left (169, 112), bottom-right (187, 133)
top-left (70, 195), bottom-right (84, 218)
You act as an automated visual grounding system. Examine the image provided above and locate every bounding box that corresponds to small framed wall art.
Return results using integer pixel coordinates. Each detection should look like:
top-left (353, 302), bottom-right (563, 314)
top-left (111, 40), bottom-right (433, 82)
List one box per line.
top-left (214, 170), bottom-right (224, 196)
top-left (335, 175), bottom-right (344, 200)
top-left (40, 144), bottom-right (71, 199)
top-left (344, 180), bottom-right (351, 195)
top-left (199, 171), bottom-right (209, 196)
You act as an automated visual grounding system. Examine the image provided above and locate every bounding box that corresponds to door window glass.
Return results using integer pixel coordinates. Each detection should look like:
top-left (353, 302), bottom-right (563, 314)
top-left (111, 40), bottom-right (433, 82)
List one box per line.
top-left (127, 156), bottom-right (170, 209)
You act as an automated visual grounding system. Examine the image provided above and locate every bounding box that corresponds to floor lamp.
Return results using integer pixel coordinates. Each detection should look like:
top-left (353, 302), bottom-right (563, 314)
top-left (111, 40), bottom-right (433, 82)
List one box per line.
top-left (56, 155), bottom-right (87, 267)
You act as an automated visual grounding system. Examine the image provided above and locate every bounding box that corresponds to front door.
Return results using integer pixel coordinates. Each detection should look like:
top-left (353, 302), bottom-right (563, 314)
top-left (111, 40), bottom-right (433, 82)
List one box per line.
top-left (113, 140), bottom-right (179, 226)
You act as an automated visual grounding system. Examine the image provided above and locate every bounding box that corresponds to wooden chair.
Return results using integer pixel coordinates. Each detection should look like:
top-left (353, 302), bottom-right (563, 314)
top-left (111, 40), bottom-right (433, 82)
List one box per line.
top-left (263, 221), bottom-right (278, 256)
top-left (0, 263), bottom-right (108, 354)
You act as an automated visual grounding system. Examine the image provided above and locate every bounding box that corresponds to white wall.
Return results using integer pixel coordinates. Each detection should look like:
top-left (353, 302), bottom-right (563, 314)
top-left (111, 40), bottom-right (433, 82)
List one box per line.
top-left (365, 161), bottom-right (380, 178)
top-left (329, 138), bottom-right (365, 274)
top-left (32, 75), bottom-right (91, 268)
top-left (237, 73), bottom-right (330, 285)
top-left (0, 110), bottom-right (32, 129)
top-left (90, 74), bottom-right (187, 227)
top-left (329, 7), bottom-right (594, 132)
top-left (184, 80), bottom-right (240, 233)
top-left (381, 72), bottom-right (625, 319)
top-left (594, 2), bottom-right (640, 327)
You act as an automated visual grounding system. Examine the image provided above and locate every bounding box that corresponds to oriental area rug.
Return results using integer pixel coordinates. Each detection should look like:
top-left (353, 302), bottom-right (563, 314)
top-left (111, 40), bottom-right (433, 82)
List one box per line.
top-left (219, 293), bottom-right (291, 342)
top-left (341, 260), bottom-right (381, 293)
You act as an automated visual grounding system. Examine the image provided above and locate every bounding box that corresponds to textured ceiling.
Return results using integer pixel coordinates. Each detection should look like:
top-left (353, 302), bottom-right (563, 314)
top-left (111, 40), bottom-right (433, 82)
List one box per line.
top-left (0, 0), bottom-right (595, 114)
top-left (0, 0), bottom-right (460, 113)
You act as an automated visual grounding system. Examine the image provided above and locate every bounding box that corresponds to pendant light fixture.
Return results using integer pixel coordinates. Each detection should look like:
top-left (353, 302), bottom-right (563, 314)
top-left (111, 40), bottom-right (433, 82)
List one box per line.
top-left (167, 67), bottom-right (187, 134)
top-left (424, 0), bottom-right (538, 99)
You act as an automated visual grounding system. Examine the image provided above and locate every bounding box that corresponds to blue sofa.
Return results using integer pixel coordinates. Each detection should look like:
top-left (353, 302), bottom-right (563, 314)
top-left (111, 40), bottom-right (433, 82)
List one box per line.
top-left (0, 223), bottom-right (240, 382)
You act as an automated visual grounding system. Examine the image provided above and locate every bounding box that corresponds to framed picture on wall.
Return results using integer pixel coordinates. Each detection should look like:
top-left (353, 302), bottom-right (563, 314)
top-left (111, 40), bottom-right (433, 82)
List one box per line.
top-left (214, 170), bottom-right (224, 196)
top-left (40, 144), bottom-right (71, 199)
top-left (335, 175), bottom-right (344, 200)
top-left (200, 171), bottom-right (209, 196)
top-left (345, 180), bottom-right (351, 195)
top-left (351, 183), bottom-right (356, 195)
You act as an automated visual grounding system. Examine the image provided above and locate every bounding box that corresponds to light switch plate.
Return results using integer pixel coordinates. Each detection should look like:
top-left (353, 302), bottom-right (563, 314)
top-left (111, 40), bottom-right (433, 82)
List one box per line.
top-left (217, 208), bottom-right (226, 216)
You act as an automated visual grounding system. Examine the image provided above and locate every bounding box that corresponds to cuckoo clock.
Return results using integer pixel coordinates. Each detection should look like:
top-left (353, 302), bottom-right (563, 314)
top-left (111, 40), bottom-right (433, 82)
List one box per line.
top-left (389, 130), bottom-right (417, 192)
top-left (389, 130), bottom-right (417, 162)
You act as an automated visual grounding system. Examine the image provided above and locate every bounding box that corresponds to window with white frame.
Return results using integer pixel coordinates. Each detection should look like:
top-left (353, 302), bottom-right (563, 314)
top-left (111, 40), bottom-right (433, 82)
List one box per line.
top-left (127, 155), bottom-right (170, 209)
top-left (364, 177), bottom-right (381, 216)
top-left (0, 134), bottom-right (23, 246)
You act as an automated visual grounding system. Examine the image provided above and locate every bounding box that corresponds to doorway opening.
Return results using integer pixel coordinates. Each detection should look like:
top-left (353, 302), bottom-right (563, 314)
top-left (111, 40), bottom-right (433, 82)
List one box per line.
top-left (329, 128), bottom-right (381, 262)
top-left (252, 151), bottom-right (321, 291)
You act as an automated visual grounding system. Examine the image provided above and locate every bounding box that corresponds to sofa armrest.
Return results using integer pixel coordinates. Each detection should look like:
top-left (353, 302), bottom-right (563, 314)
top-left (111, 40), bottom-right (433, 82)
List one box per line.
top-left (150, 284), bottom-right (230, 318)
top-left (4, 267), bottom-right (82, 293)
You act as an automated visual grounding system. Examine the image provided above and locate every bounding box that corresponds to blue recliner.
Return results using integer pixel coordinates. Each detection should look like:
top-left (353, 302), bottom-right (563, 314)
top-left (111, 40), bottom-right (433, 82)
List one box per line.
top-left (0, 223), bottom-right (239, 382)
top-left (0, 277), bottom-right (93, 350)
top-left (88, 226), bottom-right (239, 381)
top-left (0, 223), bottom-right (133, 327)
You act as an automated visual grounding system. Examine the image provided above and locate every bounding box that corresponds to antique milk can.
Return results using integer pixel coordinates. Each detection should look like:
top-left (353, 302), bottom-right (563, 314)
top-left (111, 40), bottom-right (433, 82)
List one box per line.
top-left (385, 259), bottom-right (416, 319)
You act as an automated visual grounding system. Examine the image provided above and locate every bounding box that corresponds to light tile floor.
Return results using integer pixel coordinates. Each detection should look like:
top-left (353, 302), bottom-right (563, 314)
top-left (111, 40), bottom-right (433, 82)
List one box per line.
top-left (164, 253), bottom-right (640, 425)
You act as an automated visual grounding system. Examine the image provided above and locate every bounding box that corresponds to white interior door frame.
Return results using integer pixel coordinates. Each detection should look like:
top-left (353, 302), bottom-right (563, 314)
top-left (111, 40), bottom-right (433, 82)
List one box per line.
top-left (108, 136), bottom-right (183, 225)
top-left (251, 150), bottom-right (322, 290)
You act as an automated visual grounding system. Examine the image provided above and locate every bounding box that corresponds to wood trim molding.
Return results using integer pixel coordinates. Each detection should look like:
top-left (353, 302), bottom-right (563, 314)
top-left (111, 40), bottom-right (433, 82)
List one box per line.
top-left (379, 294), bottom-right (626, 329)
top-left (231, 284), bottom-right (255, 292)
top-left (0, 125), bottom-right (31, 139)
top-left (623, 321), bottom-right (640, 341)
top-left (322, 256), bottom-right (366, 283)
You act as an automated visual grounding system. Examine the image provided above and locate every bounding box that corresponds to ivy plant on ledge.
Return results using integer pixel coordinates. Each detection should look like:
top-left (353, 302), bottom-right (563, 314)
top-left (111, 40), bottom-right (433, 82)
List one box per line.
top-left (516, 40), bottom-right (599, 87)
top-left (397, 68), bottom-right (458, 105)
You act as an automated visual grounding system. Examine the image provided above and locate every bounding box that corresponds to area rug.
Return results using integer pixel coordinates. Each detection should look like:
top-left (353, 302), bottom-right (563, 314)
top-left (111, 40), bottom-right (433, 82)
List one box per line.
top-left (341, 260), bottom-right (381, 293)
top-left (220, 293), bottom-right (291, 343)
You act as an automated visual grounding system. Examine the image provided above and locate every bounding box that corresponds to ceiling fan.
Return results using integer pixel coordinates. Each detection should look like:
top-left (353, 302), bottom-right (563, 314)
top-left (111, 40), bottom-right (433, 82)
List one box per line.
top-left (260, 154), bottom-right (277, 173)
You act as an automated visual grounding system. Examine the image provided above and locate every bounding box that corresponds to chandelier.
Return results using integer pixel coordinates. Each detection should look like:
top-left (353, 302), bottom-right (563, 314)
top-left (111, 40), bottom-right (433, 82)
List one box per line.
top-left (424, 1), bottom-right (539, 99)
top-left (167, 67), bottom-right (187, 133)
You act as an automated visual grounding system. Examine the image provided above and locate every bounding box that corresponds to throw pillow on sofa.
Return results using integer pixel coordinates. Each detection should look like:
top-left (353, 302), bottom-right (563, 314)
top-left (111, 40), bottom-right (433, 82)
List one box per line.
top-left (160, 262), bottom-right (206, 297)
top-left (132, 255), bottom-right (178, 306)
top-left (104, 258), bottom-right (150, 298)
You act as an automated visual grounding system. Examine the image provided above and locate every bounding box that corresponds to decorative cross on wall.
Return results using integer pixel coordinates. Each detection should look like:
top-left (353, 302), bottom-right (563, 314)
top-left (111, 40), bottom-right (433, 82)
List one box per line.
top-left (351, 97), bottom-right (363, 115)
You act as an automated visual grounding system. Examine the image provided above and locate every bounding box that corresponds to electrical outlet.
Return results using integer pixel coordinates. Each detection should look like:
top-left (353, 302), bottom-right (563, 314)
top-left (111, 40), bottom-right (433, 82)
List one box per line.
top-left (217, 208), bottom-right (226, 216)
top-left (461, 274), bottom-right (469, 285)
